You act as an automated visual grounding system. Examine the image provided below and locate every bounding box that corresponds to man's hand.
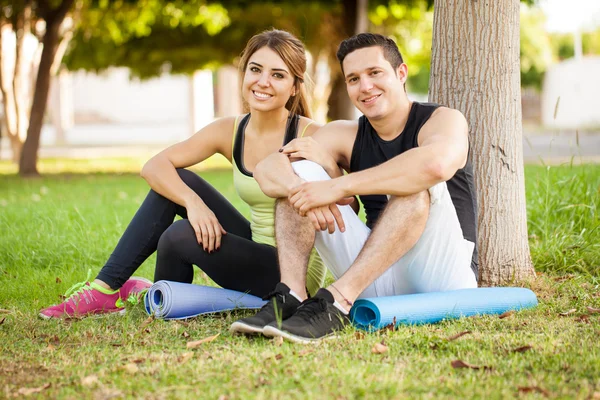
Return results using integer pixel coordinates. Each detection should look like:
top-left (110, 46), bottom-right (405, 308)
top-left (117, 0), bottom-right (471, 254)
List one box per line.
top-left (289, 180), bottom-right (348, 215)
top-left (306, 203), bottom-right (348, 234)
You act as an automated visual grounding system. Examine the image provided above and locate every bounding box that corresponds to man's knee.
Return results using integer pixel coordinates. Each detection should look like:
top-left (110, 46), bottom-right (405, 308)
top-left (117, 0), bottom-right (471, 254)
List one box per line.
top-left (388, 190), bottom-right (430, 218)
top-left (291, 160), bottom-right (331, 182)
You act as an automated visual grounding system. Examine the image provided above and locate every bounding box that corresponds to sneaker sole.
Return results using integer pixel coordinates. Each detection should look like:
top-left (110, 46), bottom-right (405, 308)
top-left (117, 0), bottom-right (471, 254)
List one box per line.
top-left (38, 308), bottom-right (126, 320)
top-left (229, 321), bottom-right (266, 335)
top-left (262, 325), bottom-right (338, 344)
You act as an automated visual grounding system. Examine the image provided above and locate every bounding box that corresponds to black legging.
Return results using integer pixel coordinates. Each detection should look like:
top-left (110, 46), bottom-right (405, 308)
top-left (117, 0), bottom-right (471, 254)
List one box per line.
top-left (95, 169), bottom-right (280, 297)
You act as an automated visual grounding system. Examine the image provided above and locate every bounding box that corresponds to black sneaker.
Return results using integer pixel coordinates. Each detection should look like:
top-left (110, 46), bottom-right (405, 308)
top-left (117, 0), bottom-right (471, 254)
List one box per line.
top-left (229, 282), bottom-right (301, 335)
top-left (263, 288), bottom-right (350, 344)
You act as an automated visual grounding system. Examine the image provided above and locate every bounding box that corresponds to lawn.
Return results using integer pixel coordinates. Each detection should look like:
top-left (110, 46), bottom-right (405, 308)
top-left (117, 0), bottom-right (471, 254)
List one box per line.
top-left (0, 159), bottom-right (599, 399)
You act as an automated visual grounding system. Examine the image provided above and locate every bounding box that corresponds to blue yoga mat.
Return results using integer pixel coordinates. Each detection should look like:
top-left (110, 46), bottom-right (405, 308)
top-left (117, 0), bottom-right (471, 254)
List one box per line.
top-left (144, 280), bottom-right (266, 320)
top-left (350, 287), bottom-right (538, 331)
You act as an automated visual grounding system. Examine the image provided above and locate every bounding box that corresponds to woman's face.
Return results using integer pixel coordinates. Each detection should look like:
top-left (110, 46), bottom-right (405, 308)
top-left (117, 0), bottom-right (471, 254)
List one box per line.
top-left (242, 46), bottom-right (296, 113)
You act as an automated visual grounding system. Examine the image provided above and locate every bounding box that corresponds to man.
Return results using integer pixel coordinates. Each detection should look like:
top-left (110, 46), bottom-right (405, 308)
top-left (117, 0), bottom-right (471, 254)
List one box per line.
top-left (230, 33), bottom-right (478, 343)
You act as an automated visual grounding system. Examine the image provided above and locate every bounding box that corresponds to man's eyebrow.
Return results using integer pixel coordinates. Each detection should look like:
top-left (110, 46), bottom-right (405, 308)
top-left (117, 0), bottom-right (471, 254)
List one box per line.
top-left (249, 61), bottom-right (289, 74)
top-left (345, 66), bottom-right (379, 79)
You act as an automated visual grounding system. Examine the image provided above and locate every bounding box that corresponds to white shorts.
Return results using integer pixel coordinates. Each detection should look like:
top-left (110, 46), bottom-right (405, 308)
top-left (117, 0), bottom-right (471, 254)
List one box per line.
top-left (292, 160), bottom-right (478, 299)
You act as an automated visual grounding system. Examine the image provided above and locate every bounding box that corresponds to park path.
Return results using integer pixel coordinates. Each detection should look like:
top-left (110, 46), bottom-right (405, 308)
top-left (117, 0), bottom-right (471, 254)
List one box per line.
top-left (1, 124), bottom-right (599, 165)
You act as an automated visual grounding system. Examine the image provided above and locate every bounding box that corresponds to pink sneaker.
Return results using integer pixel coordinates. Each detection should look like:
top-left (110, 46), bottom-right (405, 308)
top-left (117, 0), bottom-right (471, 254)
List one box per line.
top-left (39, 281), bottom-right (124, 319)
top-left (119, 277), bottom-right (153, 303)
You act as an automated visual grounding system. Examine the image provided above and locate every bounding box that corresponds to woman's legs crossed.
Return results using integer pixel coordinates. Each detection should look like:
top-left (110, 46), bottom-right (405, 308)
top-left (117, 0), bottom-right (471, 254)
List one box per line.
top-left (155, 219), bottom-right (280, 297)
top-left (96, 169), bottom-right (250, 289)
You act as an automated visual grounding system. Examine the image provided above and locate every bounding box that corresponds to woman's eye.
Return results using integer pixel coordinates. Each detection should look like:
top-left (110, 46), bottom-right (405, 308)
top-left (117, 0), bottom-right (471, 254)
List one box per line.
top-left (273, 73), bottom-right (284, 79)
top-left (250, 67), bottom-right (260, 73)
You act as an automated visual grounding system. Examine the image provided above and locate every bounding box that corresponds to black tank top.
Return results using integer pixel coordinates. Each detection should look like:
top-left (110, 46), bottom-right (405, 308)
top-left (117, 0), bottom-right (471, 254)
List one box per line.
top-left (350, 102), bottom-right (478, 276)
top-left (233, 113), bottom-right (299, 177)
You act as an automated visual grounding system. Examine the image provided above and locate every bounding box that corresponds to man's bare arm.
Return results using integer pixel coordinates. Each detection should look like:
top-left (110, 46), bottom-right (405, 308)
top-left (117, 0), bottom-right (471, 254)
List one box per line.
top-left (288, 108), bottom-right (469, 213)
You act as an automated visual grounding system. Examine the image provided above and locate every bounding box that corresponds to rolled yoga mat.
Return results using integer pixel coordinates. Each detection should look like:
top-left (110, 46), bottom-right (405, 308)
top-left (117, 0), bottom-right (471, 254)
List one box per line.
top-left (350, 287), bottom-right (538, 331)
top-left (144, 280), bottom-right (266, 320)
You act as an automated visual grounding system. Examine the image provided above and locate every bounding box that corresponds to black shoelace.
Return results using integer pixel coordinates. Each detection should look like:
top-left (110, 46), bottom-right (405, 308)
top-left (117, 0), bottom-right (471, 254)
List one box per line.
top-left (294, 297), bottom-right (328, 320)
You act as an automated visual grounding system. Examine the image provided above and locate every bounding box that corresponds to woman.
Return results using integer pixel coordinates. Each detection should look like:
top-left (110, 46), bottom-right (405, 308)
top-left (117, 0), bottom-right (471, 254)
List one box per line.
top-left (40, 29), bottom-right (333, 319)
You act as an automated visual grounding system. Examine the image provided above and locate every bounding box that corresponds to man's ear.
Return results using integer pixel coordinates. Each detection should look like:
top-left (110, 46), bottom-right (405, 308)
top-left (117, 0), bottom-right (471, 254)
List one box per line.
top-left (397, 63), bottom-right (408, 85)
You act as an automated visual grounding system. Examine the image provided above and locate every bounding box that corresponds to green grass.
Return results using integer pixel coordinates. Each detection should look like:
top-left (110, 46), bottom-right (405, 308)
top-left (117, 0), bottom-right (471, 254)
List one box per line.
top-left (1, 159), bottom-right (599, 399)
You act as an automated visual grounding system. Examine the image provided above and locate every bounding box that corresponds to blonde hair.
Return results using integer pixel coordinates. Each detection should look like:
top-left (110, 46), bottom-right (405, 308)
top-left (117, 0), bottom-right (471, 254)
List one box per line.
top-left (238, 29), bottom-right (312, 118)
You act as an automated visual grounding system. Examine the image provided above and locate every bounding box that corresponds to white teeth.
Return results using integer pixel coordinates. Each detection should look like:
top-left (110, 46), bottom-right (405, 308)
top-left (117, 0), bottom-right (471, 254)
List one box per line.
top-left (253, 91), bottom-right (272, 99)
top-left (363, 94), bottom-right (380, 103)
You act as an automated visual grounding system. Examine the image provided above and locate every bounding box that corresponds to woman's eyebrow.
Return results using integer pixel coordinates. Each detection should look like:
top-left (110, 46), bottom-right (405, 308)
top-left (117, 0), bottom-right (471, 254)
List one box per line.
top-left (249, 61), bottom-right (289, 74)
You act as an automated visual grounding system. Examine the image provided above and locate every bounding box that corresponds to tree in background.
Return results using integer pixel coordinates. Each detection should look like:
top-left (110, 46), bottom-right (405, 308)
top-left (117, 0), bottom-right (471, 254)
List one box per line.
top-left (0, 0), bottom-right (75, 170)
top-left (430, 0), bottom-right (535, 285)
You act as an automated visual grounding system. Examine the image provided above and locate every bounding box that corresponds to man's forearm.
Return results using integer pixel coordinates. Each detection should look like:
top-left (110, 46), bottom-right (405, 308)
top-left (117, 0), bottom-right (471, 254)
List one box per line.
top-left (254, 153), bottom-right (303, 198)
top-left (334, 145), bottom-right (455, 198)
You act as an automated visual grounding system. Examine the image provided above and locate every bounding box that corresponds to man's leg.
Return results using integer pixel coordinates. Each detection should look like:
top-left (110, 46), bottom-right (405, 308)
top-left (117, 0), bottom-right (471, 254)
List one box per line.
top-left (325, 191), bottom-right (429, 309)
top-left (275, 198), bottom-right (316, 301)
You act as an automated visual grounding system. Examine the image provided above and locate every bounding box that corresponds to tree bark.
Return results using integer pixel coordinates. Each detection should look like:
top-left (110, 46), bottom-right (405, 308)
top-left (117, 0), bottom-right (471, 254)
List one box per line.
top-left (429, 0), bottom-right (535, 285)
top-left (19, 0), bottom-right (74, 176)
top-left (327, 0), bottom-right (367, 121)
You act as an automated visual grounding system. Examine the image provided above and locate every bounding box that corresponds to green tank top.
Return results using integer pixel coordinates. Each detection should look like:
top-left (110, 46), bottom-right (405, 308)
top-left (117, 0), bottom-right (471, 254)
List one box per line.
top-left (231, 114), bottom-right (326, 296)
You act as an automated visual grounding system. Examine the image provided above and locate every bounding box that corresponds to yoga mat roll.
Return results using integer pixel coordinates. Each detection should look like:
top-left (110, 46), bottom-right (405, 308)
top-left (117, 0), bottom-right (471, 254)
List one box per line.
top-left (144, 280), bottom-right (266, 320)
top-left (350, 287), bottom-right (538, 331)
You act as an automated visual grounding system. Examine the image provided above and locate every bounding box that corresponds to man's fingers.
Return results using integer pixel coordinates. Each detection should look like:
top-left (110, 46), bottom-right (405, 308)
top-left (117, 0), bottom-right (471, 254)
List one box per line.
top-left (329, 204), bottom-right (345, 233)
top-left (307, 211), bottom-right (320, 231)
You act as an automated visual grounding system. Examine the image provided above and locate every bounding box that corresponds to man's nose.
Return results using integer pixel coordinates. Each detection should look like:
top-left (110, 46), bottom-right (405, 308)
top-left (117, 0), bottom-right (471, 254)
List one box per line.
top-left (360, 77), bottom-right (373, 92)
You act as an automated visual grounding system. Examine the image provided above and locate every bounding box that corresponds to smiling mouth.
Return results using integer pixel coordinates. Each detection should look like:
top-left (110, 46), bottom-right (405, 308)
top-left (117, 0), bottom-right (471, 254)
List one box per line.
top-left (253, 91), bottom-right (273, 99)
top-left (361, 94), bottom-right (381, 104)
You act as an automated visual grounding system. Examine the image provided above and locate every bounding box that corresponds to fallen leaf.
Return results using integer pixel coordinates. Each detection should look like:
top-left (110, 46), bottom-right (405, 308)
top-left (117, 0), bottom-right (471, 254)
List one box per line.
top-left (586, 306), bottom-right (600, 314)
top-left (187, 333), bottom-right (220, 349)
top-left (512, 345), bottom-right (533, 353)
top-left (575, 314), bottom-right (591, 323)
top-left (0, 309), bottom-right (11, 314)
top-left (0, 317), bottom-right (5, 325)
top-left (81, 375), bottom-right (99, 387)
top-left (297, 349), bottom-right (313, 357)
top-left (131, 358), bottom-right (144, 364)
top-left (371, 341), bottom-right (388, 354)
top-left (273, 336), bottom-right (284, 347)
top-left (275, 354), bottom-right (284, 360)
top-left (517, 386), bottom-right (550, 397)
top-left (354, 331), bottom-right (365, 340)
top-left (559, 308), bottom-right (577, 316)
top-left (256, 376), bottom-right (270, 387)
top-left (140, 316), bottom-right (154, 329)
top-left (111, 342), bottom-right (123, 347)
top-left (383, 316), bottom-right (397, 332)
top-left (16, 383), bottom-right (51, 396)
top-left (553, 274), bottom-right (575, 282)
top-left (55, 277), bottom-right (62, 284)
top-left (178, 352), bottom-right (194, 364)
top-left (446, 331), bottom-right (471, 341)
top-left (182, 331), bottom-right (190, 338)
top-left (122, 363), bottom-right (139, 374)
top-left (46, 344), bottom-right (56, 351)
top-left (451, 360), bottom-right (491, 370)
top-left (499, 311), bottom-right (515, 319)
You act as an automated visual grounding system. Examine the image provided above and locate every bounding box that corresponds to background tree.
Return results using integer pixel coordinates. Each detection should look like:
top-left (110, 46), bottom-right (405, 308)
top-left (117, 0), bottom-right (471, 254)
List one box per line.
top-left (429, 0), bottom-right (536, 285)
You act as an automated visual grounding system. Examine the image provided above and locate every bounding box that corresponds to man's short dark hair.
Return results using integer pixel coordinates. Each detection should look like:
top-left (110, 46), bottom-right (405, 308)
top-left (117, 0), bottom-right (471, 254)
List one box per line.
top-left (336, 33), bottom-right (404, 74)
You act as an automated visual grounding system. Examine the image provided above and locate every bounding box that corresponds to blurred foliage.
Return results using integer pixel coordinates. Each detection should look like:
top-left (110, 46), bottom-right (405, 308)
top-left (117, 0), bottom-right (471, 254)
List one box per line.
top-left (520, 4), bottom-right (553, 90)
top-left (63, 0), bottom-right (589, 93)
top-left (550, 29), bottom-right (600, 60)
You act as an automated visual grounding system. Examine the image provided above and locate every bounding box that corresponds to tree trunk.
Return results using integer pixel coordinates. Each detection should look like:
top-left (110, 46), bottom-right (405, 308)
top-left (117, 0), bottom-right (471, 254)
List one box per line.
top-left (19, 0), bottom-right (74, 176)
top-left (327, 0), bottom-right (368, 121)
top-left (429, 0), bottom-right (535, 285)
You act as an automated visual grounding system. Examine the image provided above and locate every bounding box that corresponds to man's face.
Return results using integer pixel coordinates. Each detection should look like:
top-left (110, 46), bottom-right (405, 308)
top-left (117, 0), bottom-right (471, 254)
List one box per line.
top-left (342, 46), bottom-right (407, 121)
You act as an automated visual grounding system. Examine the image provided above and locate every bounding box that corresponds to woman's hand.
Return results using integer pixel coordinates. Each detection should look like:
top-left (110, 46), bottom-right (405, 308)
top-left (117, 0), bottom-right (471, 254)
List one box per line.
top-left (280, 137), bottom-right (339, 177)
top-left (185, 197), bottom-right (226, 253)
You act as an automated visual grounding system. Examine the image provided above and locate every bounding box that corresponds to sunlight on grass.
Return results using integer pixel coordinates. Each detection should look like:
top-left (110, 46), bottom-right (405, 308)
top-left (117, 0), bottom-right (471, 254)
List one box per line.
top-left (0, 159), bottom-right (599, 398)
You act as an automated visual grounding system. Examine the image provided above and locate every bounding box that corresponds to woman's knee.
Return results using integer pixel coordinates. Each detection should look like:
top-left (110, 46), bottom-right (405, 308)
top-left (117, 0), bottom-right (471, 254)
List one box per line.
top-left (157, 219), bottom-right (197, 255)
